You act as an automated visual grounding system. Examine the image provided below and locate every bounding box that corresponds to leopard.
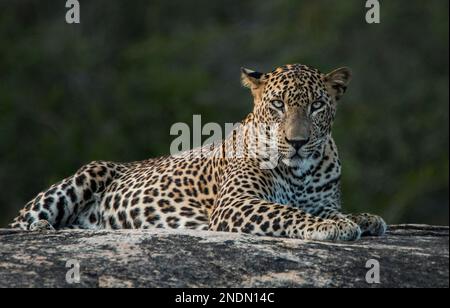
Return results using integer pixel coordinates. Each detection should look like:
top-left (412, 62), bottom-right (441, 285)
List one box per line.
top-left (9, 63), bottom-right (387, 241)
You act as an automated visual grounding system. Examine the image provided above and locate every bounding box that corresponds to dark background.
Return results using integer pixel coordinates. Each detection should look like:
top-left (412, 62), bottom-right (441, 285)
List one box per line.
top-left (0, 0), bottom-right (448, 226)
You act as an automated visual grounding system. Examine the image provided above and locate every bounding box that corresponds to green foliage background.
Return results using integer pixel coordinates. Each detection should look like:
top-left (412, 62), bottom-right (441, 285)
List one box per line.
top-left (0, 0), bottom-right (448, 226)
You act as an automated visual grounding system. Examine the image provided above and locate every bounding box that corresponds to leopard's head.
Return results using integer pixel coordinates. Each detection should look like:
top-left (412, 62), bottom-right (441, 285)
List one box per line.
top-left (241, 63), bottom-right (351, 167)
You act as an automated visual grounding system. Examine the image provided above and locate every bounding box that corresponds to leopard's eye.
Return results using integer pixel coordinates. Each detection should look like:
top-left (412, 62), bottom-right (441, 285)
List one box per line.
top-left (311, 100), bottom-right (325, 112)
top-left (271, 100), bottom-right (285, 110)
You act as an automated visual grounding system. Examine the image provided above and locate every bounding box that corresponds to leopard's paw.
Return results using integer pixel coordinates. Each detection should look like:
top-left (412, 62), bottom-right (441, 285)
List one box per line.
top-left (335, 219), bottom-right (362, 241)
top-left (29, 220), bottom-right (55, 231)
top-left (303, 221), bottom-right (340, 241)
top-left (349, 213), bottom-right (387, 236)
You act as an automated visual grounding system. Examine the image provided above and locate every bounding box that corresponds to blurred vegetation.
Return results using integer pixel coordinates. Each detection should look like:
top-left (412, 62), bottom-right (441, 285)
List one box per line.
top-left (0, 0), bottom-right (448, 226)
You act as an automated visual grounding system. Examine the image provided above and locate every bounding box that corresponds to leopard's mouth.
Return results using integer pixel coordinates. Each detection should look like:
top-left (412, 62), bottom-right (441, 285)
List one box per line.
top-left (280, 153), bottom-right (304, 167)
top-left (290, 152), bottom-right (302, 159)
top-left (280, 147), bottom-right (322, 168)
top-left (286, 150), bottom-right (308, 160)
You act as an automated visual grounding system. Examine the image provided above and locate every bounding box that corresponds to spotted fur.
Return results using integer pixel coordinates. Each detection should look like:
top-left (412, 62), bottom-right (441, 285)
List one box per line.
top-left (10, 63), bottom-right (387, 241)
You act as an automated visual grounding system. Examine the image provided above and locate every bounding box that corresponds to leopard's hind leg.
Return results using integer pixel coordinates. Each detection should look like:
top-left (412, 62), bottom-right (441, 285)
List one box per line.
top-left (9, 161), bottom-right (127, 230)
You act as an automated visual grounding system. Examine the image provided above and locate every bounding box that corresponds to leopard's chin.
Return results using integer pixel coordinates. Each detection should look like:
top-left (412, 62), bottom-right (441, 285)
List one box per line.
top-left (280, 150), bottom-right (320, 171)
top-left (281, 155), bottom-right (304, 168)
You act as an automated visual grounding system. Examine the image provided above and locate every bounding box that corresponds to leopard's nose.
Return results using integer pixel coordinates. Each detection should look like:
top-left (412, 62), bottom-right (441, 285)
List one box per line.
top-left (286, 137), bottom-right (310, 151)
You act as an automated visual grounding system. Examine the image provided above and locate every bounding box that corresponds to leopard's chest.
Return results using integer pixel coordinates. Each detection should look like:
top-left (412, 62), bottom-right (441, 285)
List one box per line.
top-left (269, 163), bottom-right (341, 211)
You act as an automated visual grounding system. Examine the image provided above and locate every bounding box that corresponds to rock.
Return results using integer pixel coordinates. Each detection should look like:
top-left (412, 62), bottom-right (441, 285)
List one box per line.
top-left (0, 224), bottom-right (448, 288)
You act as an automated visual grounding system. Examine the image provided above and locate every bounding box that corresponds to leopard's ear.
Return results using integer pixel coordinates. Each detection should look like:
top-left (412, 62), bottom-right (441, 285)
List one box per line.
top-left (324, 67), bottom-right (352, 101)
top-left (241, 67), bottom-right (265, 102)
top-left (241, 67), bottom-right (263, 89)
